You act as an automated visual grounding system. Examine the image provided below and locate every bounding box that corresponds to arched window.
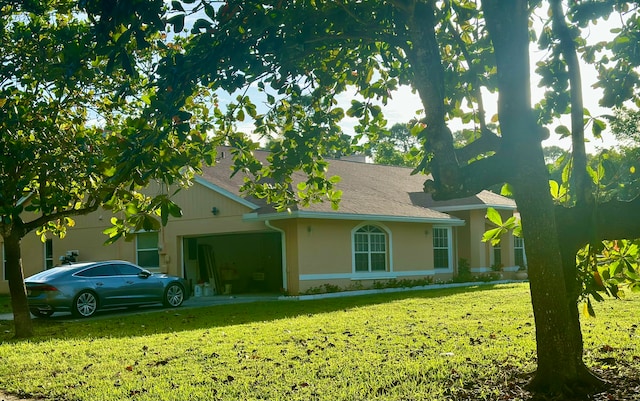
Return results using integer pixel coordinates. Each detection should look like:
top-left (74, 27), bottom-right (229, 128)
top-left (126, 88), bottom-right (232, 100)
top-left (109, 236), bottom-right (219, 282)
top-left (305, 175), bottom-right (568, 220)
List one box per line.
top-left (353, 225), bottom-right (387, 272)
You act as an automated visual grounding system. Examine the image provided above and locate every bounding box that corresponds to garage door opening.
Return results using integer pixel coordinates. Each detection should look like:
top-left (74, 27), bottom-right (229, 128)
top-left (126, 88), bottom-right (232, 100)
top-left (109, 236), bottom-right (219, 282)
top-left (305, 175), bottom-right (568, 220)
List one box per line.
top-left (182, 232), bottom-right (283, 296)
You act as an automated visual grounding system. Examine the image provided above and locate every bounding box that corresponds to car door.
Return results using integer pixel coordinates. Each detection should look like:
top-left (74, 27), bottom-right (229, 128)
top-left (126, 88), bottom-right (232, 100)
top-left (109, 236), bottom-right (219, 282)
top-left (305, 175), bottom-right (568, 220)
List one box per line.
top-left (74, 264), bottom-right (125, 307)
top-left (113, 263), bottom-right (164, 304)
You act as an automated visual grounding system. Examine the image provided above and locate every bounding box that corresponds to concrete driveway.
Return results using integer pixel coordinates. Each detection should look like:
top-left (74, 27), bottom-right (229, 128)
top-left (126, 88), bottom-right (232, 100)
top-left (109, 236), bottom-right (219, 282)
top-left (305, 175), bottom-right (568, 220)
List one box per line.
top-left (0, 294), bottom-right (280, 321)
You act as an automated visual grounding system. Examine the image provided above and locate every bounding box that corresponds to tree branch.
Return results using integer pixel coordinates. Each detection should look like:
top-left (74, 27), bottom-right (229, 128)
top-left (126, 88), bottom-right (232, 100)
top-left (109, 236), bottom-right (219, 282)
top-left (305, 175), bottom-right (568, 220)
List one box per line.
top-left (396, 1), bottom-right (463, 196)
top-left (22, 196), bottom-right (104, 235)
top-left (550, 0), bottom-right (592, 207)
top-left (425, 152), bottom-right (510, 199)
top-left (556, 196), bottom-right (640, 252)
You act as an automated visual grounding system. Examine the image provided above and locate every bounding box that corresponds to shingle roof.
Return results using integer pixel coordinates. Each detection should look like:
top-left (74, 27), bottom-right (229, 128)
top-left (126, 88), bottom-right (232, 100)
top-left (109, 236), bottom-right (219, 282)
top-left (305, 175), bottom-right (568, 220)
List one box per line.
top-left (197, 147), bottom-right (516, 223)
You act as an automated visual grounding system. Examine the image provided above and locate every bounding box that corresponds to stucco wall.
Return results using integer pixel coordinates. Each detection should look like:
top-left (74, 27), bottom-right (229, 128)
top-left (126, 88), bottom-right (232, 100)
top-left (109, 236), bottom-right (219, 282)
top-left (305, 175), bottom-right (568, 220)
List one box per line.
top-left (289, 218), bottom-right (454, 294)
top-left (0, 181), bottom-right (268, 294)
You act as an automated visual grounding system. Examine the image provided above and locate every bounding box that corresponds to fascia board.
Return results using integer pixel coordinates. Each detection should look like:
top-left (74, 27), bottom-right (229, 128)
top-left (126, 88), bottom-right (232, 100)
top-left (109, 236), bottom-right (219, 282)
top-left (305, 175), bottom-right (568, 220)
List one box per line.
top-left (194, 176), bottom-right (259, 210)
top-left (432, 204), bottom-right (517, 212)
top-left (243, 210), bottom-right (466, 226)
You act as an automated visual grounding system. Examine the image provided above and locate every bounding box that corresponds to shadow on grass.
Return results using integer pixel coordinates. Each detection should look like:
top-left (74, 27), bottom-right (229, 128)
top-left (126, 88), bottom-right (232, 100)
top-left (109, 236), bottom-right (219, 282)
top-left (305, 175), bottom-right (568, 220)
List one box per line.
top-left (0, 295), bottom-right (11, 314)
top-left (0, 283), bottom-right (525, 344)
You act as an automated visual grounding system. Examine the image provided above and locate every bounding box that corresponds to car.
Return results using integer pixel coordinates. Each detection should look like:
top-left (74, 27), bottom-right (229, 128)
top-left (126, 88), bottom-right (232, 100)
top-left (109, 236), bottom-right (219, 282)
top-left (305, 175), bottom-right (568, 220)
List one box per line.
top-left (25, 260), bottom-right (190, 318)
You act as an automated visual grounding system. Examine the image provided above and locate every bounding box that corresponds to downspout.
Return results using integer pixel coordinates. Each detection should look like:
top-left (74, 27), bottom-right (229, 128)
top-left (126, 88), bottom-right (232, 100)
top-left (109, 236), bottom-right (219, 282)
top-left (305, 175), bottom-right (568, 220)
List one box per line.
top-left (265, 220), bottom-right (288, 293)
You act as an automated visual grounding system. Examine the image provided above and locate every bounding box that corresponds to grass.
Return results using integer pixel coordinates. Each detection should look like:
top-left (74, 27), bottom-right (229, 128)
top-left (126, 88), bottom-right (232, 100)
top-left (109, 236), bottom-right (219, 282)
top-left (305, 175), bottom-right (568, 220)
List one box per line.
top-left (0, 283), bottom-right (638, 401)
top-left (0, 295), bottom-right (11, 314)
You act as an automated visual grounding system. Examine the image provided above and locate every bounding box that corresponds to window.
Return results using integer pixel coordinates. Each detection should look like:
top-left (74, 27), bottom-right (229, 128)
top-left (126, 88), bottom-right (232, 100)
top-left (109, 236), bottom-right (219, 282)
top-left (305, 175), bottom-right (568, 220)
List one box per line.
top-left (353, 225), bottom-right (387, 272)
top-left (514, 237), bottom-right (527, 268)
top-left (114, 263), bottom-right (143, 276)
top-left (44, 239), bottom-right (54, 269)
top-left (136, 231), bottom-right (160, 270)
top-left (76, 264), bottom-right (117, 277)
top-left (492, 244), bottom-right (502, 267)
top-left (433, 227), bottom-right (451, 269)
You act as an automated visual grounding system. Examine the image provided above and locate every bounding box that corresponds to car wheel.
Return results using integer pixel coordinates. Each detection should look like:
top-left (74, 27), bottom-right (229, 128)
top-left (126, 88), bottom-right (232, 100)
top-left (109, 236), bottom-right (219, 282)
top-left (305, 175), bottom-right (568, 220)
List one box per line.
top-left (72, 291), bottom-right (98, 318)
top-left (30, 308), bottom-right (54, 318)
top-left (163, 283), bottom-right (184, 307)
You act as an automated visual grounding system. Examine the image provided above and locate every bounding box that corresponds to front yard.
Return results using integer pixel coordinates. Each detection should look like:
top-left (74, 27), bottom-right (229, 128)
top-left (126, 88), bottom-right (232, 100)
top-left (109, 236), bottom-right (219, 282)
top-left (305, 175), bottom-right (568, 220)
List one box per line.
top-left (0, 283), bottom-right (638, 401)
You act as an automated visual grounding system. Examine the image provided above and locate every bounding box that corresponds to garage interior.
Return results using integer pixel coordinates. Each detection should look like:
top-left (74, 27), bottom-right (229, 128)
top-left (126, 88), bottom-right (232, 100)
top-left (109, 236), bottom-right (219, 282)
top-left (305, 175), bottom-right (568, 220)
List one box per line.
top-left (182, 232), bottom-right (283, 295)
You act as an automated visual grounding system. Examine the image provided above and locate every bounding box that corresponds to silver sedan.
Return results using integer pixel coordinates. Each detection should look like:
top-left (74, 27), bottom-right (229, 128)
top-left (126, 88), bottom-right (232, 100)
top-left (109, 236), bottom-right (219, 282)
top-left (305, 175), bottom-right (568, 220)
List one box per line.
top-left (25, 260), bottom-right (189, 318)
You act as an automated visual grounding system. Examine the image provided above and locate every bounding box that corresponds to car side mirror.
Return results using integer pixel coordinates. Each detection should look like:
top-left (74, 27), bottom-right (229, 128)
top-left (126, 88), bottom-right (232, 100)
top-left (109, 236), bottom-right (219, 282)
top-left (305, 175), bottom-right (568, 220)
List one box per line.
top-left (138, 270), bottom-right (152, 279)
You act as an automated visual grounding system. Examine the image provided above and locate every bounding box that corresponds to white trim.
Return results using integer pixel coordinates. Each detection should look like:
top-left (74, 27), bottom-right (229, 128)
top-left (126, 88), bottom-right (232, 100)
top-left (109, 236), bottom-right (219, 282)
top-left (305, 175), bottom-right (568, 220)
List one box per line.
top-left (195, 176), bottom-right (259, 210)
top-left (135, 231), bottom-right (161, 271)
top-left (300, 270), bottom-right (437, 281)
top-left (432, 226), bottom-right (454, 273)
top-left (514, 236), bottom-right (527, 268)
top-left (244, 210), bottom-right (465, 225)
top-left (44, 239), bottom-right (53, 270)
top-left (289, 280), bottom-right (518, 301)
top-left (265, 220), bottom-right (288, 292)
top-left (351, 222), bottom-right (393, 273)
top-left (502, 266), bottom-right (520, 272)
top-left (432, 204), bottom-right (517, 212)
top-left (470, 267), bottom-right (492, 273)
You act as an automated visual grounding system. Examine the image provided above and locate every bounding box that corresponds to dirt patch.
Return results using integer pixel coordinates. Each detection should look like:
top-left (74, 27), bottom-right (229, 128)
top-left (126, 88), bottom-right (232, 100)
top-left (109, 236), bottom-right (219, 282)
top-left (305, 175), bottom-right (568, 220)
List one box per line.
top-left (0, 391), bottom-right (39, 401)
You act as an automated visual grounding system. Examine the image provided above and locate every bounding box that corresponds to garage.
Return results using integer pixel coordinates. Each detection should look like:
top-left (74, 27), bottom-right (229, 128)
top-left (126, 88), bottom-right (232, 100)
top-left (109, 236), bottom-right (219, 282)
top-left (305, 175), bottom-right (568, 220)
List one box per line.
top-left (182, 232), bottom-right (283, 295)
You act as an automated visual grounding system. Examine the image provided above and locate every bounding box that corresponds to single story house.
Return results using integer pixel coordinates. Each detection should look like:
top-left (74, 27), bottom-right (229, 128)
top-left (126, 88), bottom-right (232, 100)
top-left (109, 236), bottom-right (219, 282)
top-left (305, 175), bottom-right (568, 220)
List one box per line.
top-left (1, 148), bottom-right (523, 295)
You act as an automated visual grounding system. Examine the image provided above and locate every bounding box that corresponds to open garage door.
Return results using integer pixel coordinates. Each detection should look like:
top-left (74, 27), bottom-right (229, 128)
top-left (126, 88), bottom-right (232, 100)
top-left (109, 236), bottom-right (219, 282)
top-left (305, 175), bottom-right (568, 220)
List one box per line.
top-left (182, 232), bottom-right (282, 295)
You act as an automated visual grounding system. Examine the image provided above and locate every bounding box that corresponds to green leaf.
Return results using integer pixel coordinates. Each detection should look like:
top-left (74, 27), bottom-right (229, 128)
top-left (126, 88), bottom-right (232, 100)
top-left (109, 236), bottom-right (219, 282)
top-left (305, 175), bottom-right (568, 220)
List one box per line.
top-left (167, 14), bottom-right (185, 33)
top-left (555, 125), bottom-right (571, 138)
top-left (204, 3), bottom-right (215, 19)
top-left (591, 118), bottom-right (606, 137)
top-left (486, 207), bottom-right (503, 225)
top-left (171, 1), bottom-right (184, 12)
top-left (500, 183), bottom-right (513, 197)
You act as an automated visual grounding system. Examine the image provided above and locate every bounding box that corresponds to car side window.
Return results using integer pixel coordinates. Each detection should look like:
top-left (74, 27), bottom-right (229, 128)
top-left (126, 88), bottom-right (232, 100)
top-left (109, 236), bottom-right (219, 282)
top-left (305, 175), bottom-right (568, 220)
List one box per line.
top-left (76, 264), bottom-right (117, 277)
top-left (114, 263), bottom-right (142, 276)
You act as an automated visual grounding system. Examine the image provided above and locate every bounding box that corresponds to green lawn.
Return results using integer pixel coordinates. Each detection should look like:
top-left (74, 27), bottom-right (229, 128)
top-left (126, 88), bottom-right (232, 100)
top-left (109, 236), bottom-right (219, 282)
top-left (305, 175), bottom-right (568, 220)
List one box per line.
top-left (0, 295), bottom-right (10, 314)
top-left (0, 283), bottom-right (638, 401)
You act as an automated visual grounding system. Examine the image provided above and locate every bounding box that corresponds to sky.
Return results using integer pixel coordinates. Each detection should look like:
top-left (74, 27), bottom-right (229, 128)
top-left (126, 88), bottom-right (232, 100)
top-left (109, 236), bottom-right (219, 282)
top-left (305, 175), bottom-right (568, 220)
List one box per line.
top-left (214, 6), bottom-right (625, 155)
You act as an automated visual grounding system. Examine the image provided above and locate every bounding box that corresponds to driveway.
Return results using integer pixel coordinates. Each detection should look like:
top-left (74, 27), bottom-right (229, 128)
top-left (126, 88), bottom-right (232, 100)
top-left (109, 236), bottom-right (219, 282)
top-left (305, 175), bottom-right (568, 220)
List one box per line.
top-left (0, 294), bottom-right (280, 321)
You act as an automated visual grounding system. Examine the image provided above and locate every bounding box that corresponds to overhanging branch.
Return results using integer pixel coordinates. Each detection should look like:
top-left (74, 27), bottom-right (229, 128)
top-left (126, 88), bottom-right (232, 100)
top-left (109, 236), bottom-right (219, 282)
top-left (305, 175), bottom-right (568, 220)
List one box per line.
top-left (556, 196), bottom-right (640, 252)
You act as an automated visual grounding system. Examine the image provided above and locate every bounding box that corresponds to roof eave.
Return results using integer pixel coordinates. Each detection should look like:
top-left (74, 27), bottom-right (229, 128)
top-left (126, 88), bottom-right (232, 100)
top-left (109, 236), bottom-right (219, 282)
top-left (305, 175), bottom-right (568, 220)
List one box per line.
top-left (432, 204), bottom-right (517, 213)
top-left (244, 210), bottom-right (466, 226)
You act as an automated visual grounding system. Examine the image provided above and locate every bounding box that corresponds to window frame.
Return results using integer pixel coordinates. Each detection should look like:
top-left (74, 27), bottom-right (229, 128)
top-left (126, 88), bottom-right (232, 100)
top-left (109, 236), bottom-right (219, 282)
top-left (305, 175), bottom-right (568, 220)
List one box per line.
top-left (44, 239), bottom-right (54, 270)
top-left (351, 223), bottom-right (391, 274)
top-left (491, 243), bottom-right (502, 268)
top-left (514, 236), bottom-right (527, 268)
top-left (136, 231), bottom-right (160, 272)
top-left (432, 226), bottom-right (453, 270)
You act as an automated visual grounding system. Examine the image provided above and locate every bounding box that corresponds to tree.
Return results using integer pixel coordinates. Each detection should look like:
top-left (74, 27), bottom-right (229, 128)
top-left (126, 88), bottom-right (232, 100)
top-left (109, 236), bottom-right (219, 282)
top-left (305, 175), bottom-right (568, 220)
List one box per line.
top-left (105, 0), bottom-right (640, 396)
top-left (369, 122), bottom-right (422, 166)
top-left (543, 145), bottom-right (568, 164)
top-left (0, 1), bottom-right (214, 338)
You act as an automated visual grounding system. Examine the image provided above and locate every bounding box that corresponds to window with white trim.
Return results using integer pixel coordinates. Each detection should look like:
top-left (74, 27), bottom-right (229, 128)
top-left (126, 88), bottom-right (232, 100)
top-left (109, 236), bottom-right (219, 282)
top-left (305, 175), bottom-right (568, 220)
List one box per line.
top-left (136, 231), bottom-right (160, 271)
top-left (433, 227), bottom-right (452, 269)
top-left (492, 243), bottom-right (502, 267)
top-left (44, 239), bottom-right (54, 269)
top-left (354, 225), bottom-right (387, 272)
top-left (514, 237), bottom-right (527, 268)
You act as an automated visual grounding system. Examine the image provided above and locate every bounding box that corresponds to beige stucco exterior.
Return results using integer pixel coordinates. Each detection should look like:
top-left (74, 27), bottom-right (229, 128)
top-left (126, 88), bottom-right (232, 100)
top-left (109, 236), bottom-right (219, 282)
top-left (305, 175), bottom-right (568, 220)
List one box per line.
top-left (1, 179), bottom-right (519, 296)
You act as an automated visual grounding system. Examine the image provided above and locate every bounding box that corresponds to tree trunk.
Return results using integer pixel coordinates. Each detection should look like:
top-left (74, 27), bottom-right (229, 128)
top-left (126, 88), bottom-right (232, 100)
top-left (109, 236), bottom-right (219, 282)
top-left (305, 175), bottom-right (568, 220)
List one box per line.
top-left (482, 0), bottom-right (604, 395)
top-left (515, 176), bottom-right (603, 394)
top-left (4, 231), bottom-right (33, 338)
